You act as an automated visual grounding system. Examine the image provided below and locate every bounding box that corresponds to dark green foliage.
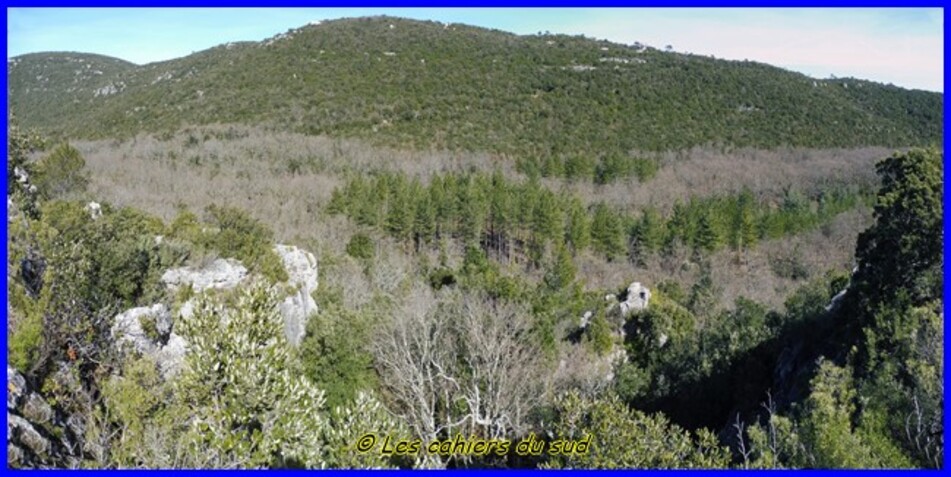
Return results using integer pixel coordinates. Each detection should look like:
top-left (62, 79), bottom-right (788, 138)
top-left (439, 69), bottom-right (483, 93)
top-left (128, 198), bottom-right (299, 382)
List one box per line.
top-left (584, 311), bottom-right (614, 356)
top-left (730, 188), bottom-right (757, 259)
top-left (850, 148), bottom-right (942, 312)
top-left (6, 199), bottom-right (177, 380)
top-left (345, 233), bottom-right (375, 260)
top-left (8, 309), bottom-right (43, 372)
top-left (33, 143), bottom-right (89, 200)
top-left (543, 244), bottom-right (576, 291)
top-left (545, 391), bottom-right (730, 469)
top-left (299, 302), bottom-right (378, 409)
top-left (563, 197), bottom-right (591, 251)
top-left (629, 207), bottom-right (665, 262)
top-left (427, 267), bottom-right (456, 290)
top-left (331, 172), bottom-right (868, 267)
top-left (200, 204), bottom-right (288, 282)
top-left (12, 19), bottom-right (941, 170)
top-left (590, 203), bottom-right (624, 260)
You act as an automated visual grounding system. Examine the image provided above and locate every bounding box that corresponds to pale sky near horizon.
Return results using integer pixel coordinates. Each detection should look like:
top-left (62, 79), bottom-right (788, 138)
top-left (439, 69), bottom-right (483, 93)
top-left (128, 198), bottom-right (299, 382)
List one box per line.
top-left (7, 8), bottom-right (944, 92)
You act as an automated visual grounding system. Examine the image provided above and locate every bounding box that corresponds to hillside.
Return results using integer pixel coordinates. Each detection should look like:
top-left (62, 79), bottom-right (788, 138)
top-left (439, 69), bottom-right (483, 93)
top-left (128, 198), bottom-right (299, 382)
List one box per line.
top-left (9, 16), bottom-right (943, 159)
top-left (6, 14), bottom-right (945, 470)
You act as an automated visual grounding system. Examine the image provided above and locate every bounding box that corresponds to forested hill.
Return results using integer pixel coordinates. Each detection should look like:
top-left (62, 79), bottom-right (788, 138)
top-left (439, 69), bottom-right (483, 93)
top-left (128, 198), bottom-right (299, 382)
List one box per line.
top-left (8, 16), bottom-right (942, 155)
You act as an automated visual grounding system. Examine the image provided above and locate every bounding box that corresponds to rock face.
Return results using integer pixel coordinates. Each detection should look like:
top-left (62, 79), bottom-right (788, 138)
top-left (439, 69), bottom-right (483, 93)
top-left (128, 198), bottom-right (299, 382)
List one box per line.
top-left (619, 282), bottom-right (651, 315)
top-left (825, 288), bottom-right (848, 312)
top-left (111, 304), bottom-right (186, 379)
top-left (159, 244), bottom-right (318, 345)
top-left (161, 258), bottom-right (248, 291)
top-left (7, 366), bottom-right (81, 469)
top-left (274, 244), bottom-right (319, 346)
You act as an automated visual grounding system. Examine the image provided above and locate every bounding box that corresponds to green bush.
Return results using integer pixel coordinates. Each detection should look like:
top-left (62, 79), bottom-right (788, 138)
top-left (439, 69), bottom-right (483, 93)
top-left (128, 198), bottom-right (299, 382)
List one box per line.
top-left (8, 311), bottom-right (43, 372)
top-left (201, 204), bottom-right (288, 283)
top-left (299, 303), bottom-right (378, 409)
top-left (345, 233), bottom-right (375, 260)
top-left (33, 143), bottom-right (88, 200)
top-left (544, 391), bottom-right (730, 469)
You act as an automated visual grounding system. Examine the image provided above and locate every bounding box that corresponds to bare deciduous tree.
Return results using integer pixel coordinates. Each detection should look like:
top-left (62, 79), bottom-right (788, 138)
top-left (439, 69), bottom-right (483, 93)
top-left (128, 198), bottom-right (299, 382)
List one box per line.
top-left (372, 287), bottom-right (547, 464)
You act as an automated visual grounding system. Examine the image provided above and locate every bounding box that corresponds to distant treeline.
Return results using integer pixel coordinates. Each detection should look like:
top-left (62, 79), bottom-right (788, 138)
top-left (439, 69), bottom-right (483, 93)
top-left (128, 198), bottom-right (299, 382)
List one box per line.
top-left (328, 171), bottom-right (870, 263)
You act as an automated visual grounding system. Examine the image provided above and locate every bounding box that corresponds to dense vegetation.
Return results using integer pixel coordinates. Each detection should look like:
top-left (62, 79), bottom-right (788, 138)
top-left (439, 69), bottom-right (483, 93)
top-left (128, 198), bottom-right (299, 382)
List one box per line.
top-left (7, 113), bottom-right (943, 468)
top-left (6, 15), bottom-right (944, 470)
top-left (9, 16), bottom-right (942, 180)
top-left (327, 171), bottom-right (871, 264)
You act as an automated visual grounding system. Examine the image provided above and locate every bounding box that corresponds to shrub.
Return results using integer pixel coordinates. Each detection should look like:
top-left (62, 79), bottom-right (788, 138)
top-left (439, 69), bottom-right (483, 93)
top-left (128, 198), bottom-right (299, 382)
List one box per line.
top-left (8, 310), bottom-right (43, 372)
top-left (201, 204), bottom-right (288, 283)
top-left (33, 143), bottom-right (88, 200)
top-left (174, 283), bottom-right (329, 468)
top-left (345, 233), bottom-right (375, 260)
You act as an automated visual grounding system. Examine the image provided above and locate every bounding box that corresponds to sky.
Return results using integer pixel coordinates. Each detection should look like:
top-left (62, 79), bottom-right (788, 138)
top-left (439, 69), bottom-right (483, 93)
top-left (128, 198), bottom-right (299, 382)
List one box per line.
top-left (7, 8), bottom-right (944, 92)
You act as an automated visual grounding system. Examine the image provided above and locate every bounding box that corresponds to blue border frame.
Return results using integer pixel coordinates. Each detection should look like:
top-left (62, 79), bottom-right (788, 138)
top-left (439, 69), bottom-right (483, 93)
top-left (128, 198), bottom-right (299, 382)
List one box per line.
top-left (1, 2), bottom-right (947, 473)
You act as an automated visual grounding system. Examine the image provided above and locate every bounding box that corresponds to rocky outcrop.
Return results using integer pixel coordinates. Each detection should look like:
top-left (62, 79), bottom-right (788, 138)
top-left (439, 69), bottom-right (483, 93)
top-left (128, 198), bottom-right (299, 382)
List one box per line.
top-left (7, 366), bottom-right (81, 469)
top-left (274, 244), bottom-right (319, 346)
top-left (619, 282), bottom-right (651, 315)
top-left (159, 244), bottom-right (318, 345)
top-left (83, 201), bottom-right (102, 220)
top-left (111, 304), bottom-right (186, 379)
top-left (161, 258), bottom-right (248, 291)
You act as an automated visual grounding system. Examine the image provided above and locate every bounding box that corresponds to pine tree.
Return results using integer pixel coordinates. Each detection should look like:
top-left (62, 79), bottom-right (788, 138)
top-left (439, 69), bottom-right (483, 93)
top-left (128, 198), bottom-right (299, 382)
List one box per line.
top-left (730, 189), bottom-right (757, 262)
top-left (544, 244), bottom-right (576, 290)
top-left (385, 182), bottom-right (412, 243)
top-left (694, 210), bottom-right (721, 254)
top-left (564, 197), bottom-right (591, 251)
top-left (413, 189), bottom-right (436, 250)
top-left (591, 203), bottom-right (623, 260)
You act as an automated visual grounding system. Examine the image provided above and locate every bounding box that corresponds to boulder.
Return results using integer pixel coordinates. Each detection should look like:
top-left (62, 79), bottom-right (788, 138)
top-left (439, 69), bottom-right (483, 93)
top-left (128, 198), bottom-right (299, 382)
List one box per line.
top-left (153, 334), bottom-right (188, 378)
top-left (111, 304), bottom-right (186, 379)
top-left (161, 258), bottom-right (248, 291)
top-left (619, 282), bottom-right (651, 315)
top-left (8, 196), bottom-right (17, 222)
top-left (579, 311), bottom-right (593, 329)
top-left (825, 288), bottom-right (848, 312)
top-left (112, 304), bottom-right (171, 354)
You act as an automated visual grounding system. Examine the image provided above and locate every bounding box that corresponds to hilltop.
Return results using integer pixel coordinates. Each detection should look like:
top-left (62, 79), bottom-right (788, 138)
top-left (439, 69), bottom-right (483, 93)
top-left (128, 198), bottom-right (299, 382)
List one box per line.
top-left (9, 16), bottom-right (942, 158)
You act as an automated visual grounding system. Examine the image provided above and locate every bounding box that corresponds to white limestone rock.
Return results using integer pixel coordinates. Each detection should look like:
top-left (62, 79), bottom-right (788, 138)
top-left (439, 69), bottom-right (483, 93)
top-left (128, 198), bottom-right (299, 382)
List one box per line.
top-left (84, 201), bottom-right (102, 220)
top-left (619, 282), bottom-right (651, 315)
top-left (274, 244), bottom-right (319, 346)
top-left (112, 304), bottom-right (186, 379)
top-left (161, 258), bottom-right (248, 291)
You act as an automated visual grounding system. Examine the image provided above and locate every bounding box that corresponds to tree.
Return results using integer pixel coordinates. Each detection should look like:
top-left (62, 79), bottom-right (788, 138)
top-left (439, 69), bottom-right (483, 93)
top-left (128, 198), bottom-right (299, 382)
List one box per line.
top-left (850, 148), bottom-right (942, 311)
top-left (372, 288), bottom-right (546, 466)
top-left (563, 197), bottom-right (590, 251)
top-left (385, 177), bottom-right (413, 243)
top-left (299, 303), bottom-right (378, 409)
top-left (590, 203), bottom-right (623, 260)
top-left (173, 283), bottom-right (329, 468)
top-left (33, 143), bottom-right (88, 200)
top-left (543, 244), bottom-right (576, 291)
top-left (798, 360), bottom-right (909, 468)
top-left (730, 189), bottom-right (758, 262)
top-left (413, 191), bottom-right (437, 250)
top-left (694, 210), bottom-right (721, 254)
top-left (544, 391), bottom-right (729, 469)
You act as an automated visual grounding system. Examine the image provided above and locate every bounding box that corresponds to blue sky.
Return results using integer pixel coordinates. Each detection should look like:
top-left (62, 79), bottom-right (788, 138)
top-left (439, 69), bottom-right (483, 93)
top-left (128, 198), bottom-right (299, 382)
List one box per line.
top-left (7, 8), bottom-right (944, 92)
